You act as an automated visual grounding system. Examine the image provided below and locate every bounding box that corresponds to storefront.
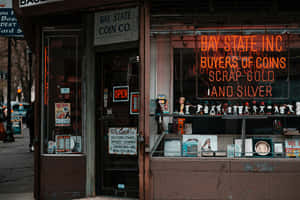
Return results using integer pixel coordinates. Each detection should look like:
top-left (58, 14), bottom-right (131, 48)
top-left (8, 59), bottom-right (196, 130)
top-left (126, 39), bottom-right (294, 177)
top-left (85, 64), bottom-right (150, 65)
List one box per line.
top-left (148, 1), bottom-right (300, 200)
top-left (14, 0), bottom-right (150, 199)
top-left (14, 0), bottom-right (300, 200)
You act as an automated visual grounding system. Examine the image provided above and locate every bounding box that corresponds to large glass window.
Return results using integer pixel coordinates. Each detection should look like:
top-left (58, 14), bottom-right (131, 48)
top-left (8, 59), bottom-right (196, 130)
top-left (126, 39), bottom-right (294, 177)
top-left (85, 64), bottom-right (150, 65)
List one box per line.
top-left (151, 27), bottom-right (300, 159)
top-left (42, 30), bottom-right (83, 154)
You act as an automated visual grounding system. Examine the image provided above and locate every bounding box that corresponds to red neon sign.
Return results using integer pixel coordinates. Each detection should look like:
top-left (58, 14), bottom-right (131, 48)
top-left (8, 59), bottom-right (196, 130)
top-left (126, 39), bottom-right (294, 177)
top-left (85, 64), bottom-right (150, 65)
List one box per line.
top-left (190, 34), bottom-right (288, 98)
top-left (113, 86), bottom-right (129, 102)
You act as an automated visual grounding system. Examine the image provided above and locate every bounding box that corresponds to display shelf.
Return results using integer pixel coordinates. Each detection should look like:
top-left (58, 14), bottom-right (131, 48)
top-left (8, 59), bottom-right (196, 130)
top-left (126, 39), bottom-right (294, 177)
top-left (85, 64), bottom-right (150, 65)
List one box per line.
top-left (150, 113), bottom-right (300, 119)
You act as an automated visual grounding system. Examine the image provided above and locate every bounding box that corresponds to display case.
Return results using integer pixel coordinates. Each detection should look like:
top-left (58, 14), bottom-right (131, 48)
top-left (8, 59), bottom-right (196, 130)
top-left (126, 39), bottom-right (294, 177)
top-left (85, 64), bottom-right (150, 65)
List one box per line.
top-left (150, 27), bottom-right (300, 159)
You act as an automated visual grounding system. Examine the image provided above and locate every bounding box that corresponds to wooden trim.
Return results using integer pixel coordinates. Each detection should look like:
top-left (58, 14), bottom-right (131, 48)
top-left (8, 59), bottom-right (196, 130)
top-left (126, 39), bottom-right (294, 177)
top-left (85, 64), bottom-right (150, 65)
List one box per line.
top-left (138, 1), bottom-right (151, 199)
top-left (34, 24), bottom-right (41, 199)
top-left (138, 3), bottom-right (145, 200)
top-left (84, 13), bottom-right (97, 197)
top-left (144, 1), bottom-right (151, 200)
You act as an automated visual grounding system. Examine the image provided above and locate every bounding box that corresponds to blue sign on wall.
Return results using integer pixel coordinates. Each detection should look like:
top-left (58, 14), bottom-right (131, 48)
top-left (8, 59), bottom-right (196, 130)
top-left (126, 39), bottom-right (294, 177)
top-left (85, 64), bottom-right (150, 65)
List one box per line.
top-left (0, 8), bottom-right (23, 37)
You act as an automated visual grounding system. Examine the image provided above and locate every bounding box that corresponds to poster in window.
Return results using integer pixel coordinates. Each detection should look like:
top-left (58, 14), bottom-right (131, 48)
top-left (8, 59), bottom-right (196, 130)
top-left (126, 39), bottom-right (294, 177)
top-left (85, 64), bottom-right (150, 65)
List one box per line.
top-left (285, 139), bottom-right (300, 158)
top-left (55, 135), bottom-right (71, 153)
top-left (55, 103), bottom-right (71, 126)
top-left (182, 135), bottom-right (217, 157)
top-left (108, 128), bottom-right (137, 155)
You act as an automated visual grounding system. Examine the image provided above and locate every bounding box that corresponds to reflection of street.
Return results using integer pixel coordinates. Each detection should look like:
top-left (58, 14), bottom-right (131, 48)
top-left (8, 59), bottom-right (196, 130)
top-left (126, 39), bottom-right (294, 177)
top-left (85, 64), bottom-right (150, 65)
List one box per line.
top-left (0, 126), bottom-right (34, 200)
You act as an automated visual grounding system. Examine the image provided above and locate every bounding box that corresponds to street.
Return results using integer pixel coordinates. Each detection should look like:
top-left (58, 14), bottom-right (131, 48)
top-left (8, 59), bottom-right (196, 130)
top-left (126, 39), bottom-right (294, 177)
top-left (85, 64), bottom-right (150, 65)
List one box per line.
top-left (0, 126), bottom-right (34, 200)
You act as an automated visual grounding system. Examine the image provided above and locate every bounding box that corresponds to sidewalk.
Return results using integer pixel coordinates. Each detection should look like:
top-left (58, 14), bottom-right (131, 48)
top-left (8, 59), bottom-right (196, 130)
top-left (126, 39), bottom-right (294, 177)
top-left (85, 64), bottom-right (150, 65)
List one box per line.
top-left (0, 127), bottom-right (34, 200)
top-left (74, 197), bottom-right (137, 200)
top-left (0, 192), bottom-right (34, 200)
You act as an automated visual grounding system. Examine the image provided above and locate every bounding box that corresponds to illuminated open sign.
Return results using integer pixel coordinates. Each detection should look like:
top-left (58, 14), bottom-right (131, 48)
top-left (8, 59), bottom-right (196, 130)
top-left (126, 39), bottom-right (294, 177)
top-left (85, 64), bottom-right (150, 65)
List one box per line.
top-left (113, 86), bottom-right (129, 102)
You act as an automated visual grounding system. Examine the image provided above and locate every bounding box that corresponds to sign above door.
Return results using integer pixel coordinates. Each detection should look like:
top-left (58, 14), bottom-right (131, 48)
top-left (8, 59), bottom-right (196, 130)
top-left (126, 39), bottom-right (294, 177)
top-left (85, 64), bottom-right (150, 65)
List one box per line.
top-left (19, 0), bottom-right (63, 8)
top-left (94, 7), bottom-right (139, 46)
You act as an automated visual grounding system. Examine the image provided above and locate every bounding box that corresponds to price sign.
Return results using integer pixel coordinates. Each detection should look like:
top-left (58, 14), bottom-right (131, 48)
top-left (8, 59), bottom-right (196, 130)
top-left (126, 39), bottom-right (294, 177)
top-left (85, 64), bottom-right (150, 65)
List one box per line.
top-left (113, 86), bottom-right (129, 102)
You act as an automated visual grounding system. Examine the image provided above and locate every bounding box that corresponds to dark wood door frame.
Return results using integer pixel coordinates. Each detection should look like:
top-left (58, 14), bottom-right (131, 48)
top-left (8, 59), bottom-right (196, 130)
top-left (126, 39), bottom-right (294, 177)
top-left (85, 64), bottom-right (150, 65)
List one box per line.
top-left (95, 49), bottom-right (140, 198)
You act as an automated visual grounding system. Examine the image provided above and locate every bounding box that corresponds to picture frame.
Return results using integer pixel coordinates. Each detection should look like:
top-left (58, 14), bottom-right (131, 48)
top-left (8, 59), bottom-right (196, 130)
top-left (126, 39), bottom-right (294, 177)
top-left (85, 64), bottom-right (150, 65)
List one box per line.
top-left (253, 138), bottom-right (273, 158)
top-left (245, 138), bottom-right (253, 157)
top-left (182, 135), bottom-right (218, 157)
top-left (130, 92), bottom-right (140, 115)
top-left (273, 142), bottom-right (284, 157)
top-left (164, 138), bottom-right (181, 157)
top-left (234, 139), bottom-right (242, 157)
top-left (285, 139), bottom-right (300, 158)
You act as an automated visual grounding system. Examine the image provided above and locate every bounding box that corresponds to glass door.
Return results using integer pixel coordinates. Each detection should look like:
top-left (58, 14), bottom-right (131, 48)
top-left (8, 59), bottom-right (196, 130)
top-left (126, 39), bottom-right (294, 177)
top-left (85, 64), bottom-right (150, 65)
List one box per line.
top-left (96, 49), bottom-right (140, 198)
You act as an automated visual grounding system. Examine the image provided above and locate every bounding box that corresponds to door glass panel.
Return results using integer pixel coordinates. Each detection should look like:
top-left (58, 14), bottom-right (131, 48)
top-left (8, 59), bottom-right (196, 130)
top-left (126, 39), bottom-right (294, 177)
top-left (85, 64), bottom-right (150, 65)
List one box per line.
top-left (96, 50), bottom-right (139, 198)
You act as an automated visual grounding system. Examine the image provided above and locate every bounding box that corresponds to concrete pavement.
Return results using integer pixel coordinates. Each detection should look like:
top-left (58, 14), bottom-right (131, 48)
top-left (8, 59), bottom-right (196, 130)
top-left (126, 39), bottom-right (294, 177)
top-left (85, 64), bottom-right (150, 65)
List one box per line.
top-left (74, 197), bottom-right (137, 200)
top-left (0, 126), bottom-right (34, 200)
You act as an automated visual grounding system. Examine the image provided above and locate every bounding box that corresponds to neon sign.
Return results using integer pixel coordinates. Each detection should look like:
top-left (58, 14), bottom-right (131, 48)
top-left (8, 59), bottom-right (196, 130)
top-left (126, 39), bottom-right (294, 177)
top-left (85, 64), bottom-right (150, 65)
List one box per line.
top-left (191, 34), bottom-right (288, 98)
top-left (113, 86), bottom-right (129, 102)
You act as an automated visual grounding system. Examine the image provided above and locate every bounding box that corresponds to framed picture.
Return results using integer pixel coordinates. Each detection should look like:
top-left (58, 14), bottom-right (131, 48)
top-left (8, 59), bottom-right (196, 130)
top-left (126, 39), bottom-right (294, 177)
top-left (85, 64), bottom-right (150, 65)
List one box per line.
top-left (234, 139), bottom-right (242, 157)
top-left (182, 135), bottom-right (217, 157)
top-left (130, 92), bottom-right (140, 115)
top-left (285, 139), bottom-right (300, 158)
top-left (227, 144), bottom-right (235, 158)
top-left (253, 138), bottom-right (273, 157)
top-left (234, 138), bottom-right (253, 157)
top-left (245, 138), bottom-right (253, 157)
top-left (164, 139), bottom-right (181, 157)
top-left (55, 103), bottom-right (71, 127)
top-left (273, 142), bottom-right (284, 157)
top-left (56, 135), bottom-right (71, 153)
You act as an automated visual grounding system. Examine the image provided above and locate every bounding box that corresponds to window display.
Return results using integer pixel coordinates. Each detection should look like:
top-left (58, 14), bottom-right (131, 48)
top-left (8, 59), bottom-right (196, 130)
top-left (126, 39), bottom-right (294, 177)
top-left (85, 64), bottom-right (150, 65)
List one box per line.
top-left (42, 30), bottom-right (83, 154)
top-left (150, 27), bottom-right (300, 159)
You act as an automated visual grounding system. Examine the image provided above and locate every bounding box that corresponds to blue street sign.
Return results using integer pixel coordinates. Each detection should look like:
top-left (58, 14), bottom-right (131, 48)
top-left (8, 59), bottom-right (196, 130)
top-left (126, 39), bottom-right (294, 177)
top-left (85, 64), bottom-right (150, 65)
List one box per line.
top-left (0, 0), bottom-right (23, 37)
top-left (0, 8), bottom-right (23, 37)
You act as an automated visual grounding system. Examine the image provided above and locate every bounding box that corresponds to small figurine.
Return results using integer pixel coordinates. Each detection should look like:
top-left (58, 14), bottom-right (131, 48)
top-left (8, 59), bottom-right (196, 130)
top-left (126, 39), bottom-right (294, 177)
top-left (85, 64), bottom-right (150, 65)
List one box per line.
top-left (185, 105), bottom-right (190, 115)
top-left (238, 104), bottom-right (243, 115)
top-left (155, 99), bottom-right (164, 134)
top-left (273, 104), bottom-right (279, 114)
top-left (259, 102), bottom-right (265, 114)
top-left (204, 101), bottom-right (209, 115)
top-left (266, 101), bottom-right (272, 115)
top-left (244, 102), bottom-right (250, 115)
top-left (296, 102), bottom-right (300, 116)
top-left (179, 97), bottom-right (185, 115)
top-left (233, 103), bottom-right (238, 115)
top-left (210, 103), bottom-right (216, 116)
top-left (227, 102), bottom-right (232, 115)
top-left (286, 103), bottom-right (295, 115)
top-left (177, 118), bottom-right (186, 135)
top-left (197, 104), bottom-right (203, 115)
top-left (279, 104), bottom-right (286, 115)
top-left (252, 101), bottom-right (258, 115)
top-left (216, 104), bottom-right (222, 115)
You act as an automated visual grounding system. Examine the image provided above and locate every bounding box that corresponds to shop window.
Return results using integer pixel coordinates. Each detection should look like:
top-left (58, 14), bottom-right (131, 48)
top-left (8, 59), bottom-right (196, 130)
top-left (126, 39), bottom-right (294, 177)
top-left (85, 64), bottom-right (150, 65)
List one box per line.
top-left (42, 30), bottom-right (83, 154)
top-left (151, 28), bottom-right (300, 159)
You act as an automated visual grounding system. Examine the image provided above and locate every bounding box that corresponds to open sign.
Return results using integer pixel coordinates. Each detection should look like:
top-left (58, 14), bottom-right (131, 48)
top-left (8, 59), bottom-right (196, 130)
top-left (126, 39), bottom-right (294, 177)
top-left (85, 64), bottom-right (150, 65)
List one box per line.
top-left (113, 86), bottom-right (129, 102)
